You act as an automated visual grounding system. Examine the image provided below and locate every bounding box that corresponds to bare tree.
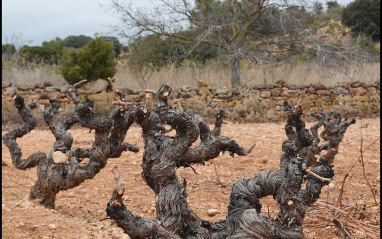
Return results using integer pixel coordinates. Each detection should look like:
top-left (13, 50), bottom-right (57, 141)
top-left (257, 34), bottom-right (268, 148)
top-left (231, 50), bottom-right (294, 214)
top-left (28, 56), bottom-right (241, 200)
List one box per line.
top-left (2, 32), bottom-right (33, 52)
top-left (2, 32), bottom-right (33, 60)
top-left (106, 85), bottom-right (355, 238)
top-left (107, 0), bottom-right (321, 88)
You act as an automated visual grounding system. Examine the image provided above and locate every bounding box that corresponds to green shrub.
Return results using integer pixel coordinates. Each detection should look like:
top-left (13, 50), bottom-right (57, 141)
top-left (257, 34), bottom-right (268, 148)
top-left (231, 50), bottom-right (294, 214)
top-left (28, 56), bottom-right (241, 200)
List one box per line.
top-left (19, 37), bottom-right (64, 64)
top-left (2, 44), bottom-right (16, 60)
top-left (60, 37), bottom-right (117, 85)
top-left (128, 32), bottom-right (219, 70)
top-left (2, 44), bottom-right (16, 55)
top-left (327, 1), bottom-right (340, 10)
top-left (342, 0), bottom-right (380, 41)
top-left (128, 36), bottom-right (169, 70)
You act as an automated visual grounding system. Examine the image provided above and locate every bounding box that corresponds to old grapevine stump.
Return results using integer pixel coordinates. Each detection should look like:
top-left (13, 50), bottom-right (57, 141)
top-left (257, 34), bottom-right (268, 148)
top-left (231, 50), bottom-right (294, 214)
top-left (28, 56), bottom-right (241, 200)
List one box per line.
top-left (3, 83), bottom-right (139, 208)
top-left (107, 89), bottom-right (355, 238)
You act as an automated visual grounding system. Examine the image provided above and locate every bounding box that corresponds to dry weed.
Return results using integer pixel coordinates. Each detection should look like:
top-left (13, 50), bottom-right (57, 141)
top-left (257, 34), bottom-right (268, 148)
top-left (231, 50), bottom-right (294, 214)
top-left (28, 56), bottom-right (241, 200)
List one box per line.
top-left (2, 58), bottom-right (379, 90)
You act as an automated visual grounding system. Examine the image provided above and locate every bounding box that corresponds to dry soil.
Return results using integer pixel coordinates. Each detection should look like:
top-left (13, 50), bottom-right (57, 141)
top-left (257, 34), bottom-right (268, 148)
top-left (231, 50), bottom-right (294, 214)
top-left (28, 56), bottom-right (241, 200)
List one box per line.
top-left (2, 118), bottom-right (380, 239)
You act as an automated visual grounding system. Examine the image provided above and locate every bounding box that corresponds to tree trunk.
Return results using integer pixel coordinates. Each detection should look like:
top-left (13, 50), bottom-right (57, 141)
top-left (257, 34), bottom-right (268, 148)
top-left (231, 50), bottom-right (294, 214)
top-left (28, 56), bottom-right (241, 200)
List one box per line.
top-left (230, 57), bottom-right (241, 88)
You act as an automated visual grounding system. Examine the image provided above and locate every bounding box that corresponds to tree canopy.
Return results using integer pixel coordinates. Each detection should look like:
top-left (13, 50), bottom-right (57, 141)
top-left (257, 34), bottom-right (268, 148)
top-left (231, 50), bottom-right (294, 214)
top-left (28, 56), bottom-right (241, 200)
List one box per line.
top-left (64, 35), bottom-right (93, 49)
top-left (109, 0), bottom-right (319, 88)
top-left (128, 30), bottom-right (219, 69)
top-left (327, 1), bottom-right (340, 9)
top-left (342, 0), bottom-right (380, 41)
top-left (19, 37), bottom-right (64, 63)
top-left (101, 36), bottom-right (121, 56)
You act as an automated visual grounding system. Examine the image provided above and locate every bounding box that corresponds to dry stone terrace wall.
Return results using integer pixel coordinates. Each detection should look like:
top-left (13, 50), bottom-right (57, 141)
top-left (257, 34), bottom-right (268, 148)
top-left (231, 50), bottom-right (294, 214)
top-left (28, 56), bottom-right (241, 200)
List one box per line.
top-left (2, 79), bottom-right (380, 125)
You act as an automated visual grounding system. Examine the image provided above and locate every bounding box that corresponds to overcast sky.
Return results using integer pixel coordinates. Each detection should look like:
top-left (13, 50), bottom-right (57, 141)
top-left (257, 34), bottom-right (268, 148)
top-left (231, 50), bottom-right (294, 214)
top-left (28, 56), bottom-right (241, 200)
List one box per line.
top-left (3, 0), bottom-right (354, 47)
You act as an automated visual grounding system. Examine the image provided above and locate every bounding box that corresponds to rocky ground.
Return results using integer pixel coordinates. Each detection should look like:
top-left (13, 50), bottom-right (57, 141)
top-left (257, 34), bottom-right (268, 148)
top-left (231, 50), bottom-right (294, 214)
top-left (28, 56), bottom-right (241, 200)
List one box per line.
top-left (2, 118), bottom-right (380, 239)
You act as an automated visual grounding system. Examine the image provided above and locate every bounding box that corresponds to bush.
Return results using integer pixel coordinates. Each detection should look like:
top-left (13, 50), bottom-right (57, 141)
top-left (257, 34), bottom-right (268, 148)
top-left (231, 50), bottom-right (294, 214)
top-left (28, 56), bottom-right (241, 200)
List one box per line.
top-left (128, 33), bottom-right (219, 70)
top-left (327, 1), bottom-right (340, 9)
top-left (342, 0), bottom-right (380, 41)
top-left (60, 37), bottom-right (117, 85)
top-left (19, 37), bottom-right (64, 64)
top-left (128, 36), bottom-right (172, 69)
top-left (2, 44), bottom-right (16, 55)
top-left (60, 48), bottom-right (82, 83)
top-left (64, 35), bottom-right (93, 49)
top-left (64, 35), bottom-right (121, 57)
top-left (2, 44), bottom-right (16, 60)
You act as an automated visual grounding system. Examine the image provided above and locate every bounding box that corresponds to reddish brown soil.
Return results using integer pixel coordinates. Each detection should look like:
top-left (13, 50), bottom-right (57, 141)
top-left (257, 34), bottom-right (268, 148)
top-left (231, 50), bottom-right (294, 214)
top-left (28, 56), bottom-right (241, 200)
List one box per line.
top-left (2, 118), bottom-right (380, 239)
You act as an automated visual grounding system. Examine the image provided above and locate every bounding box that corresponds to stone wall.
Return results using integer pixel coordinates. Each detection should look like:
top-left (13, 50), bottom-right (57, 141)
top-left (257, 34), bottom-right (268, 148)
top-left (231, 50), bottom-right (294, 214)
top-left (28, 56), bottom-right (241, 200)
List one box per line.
top-left (2, 79), bottom-right (380, 125)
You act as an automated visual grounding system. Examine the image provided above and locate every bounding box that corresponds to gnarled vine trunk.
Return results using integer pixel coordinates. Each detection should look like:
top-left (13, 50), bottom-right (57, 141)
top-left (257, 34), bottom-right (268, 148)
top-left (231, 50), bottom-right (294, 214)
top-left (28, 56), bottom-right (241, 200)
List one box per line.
top-left (2, 82), bottom-right (355, 237)
top-left (107, 87), bottom-right (355, 239)
top-left (3, 82), bottom-right (139, 208)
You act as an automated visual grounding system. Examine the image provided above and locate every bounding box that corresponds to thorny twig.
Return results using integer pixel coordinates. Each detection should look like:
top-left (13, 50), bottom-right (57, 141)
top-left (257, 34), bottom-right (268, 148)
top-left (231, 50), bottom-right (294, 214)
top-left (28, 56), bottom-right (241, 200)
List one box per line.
top-left (337, 136), bottom-right (380, 206)
top-left (211, 159), bottom-right (225, 188)
top-left (359, 124), bottom-right (379, 207)
top-left (307, 201), bottom-right (380, 238)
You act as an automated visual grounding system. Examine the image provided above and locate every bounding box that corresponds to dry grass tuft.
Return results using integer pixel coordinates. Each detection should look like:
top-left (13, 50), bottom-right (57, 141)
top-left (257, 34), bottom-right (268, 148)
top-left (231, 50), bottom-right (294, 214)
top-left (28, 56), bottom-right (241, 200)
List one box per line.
top-left (2, 58), bottom-right (66, 86)
top-left (2, 98), bottom-right (23, 126)
top-left (2, 58), bottom-right (379, 91)
top-left (113, 61), bottom-right (380, 90)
